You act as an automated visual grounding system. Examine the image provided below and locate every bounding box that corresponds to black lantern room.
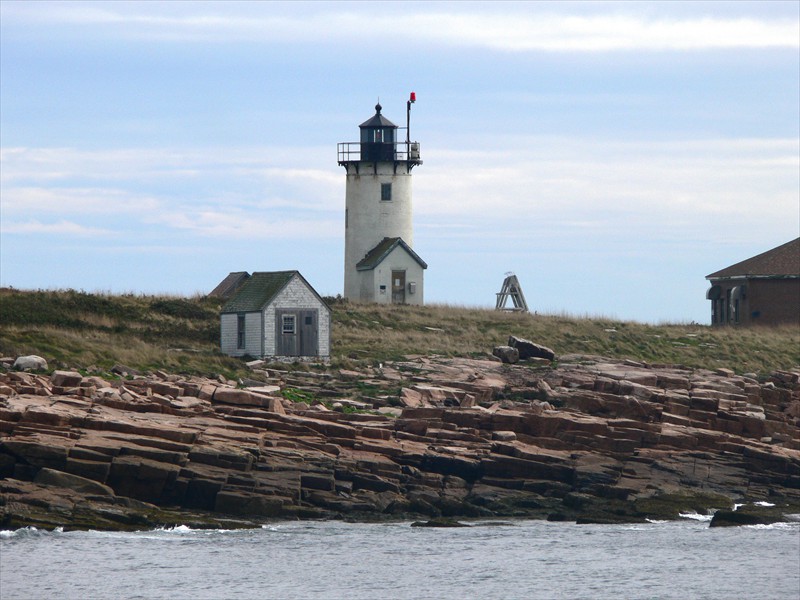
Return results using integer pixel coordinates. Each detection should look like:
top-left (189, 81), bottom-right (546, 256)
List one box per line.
top-left (359, 103), bottom-right (397, 162)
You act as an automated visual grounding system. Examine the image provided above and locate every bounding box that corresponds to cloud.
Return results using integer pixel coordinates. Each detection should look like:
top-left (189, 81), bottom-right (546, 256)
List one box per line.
top-left (414, 137), bottom-right (800, 246)
top-left (1, 219), bottom-right (112, 237)
top-left (0, 146), bottom-right (343, 216)
top-left (2, 136), bottom-right (796, 248)
top-left (147, 207), bottom-right (341, 239)
top-left (3, 2), bottom-right (797, 51)
top-left (0, 186), bottom-right (161, 215)
top-left (420, 13), bottom-right (800, 52)
top-left (0, 146), bottom-right (322, 183)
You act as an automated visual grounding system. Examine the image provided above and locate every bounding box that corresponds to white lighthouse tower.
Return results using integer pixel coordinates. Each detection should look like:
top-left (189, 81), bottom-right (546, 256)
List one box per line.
top-left (338, 96), bottom-right (427, 304)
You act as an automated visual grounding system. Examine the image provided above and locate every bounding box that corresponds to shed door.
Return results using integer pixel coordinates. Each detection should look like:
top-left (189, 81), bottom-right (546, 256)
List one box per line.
top-left (276, 309), bottom-right (318, 357)
top-left (391, 271), bottom-right (406, 304)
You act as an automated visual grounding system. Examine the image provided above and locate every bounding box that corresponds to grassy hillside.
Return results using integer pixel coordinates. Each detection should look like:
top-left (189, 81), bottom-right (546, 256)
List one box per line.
top-left (1, 288), bottom-right (798, 378)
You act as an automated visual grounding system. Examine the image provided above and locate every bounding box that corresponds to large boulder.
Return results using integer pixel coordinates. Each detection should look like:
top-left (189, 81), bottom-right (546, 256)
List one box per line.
top-left (508, 336), bottom-right (556, 361)
top-left (13, 355), bottom-right (48, 371)
top-left (709, 509), bottom-right (771, 527)
top-left (492, 346), bottom-right (519, 364)
top-left (35, 467), bottom-right (115, 496)
top-left (51, 370), bottom-right (83, 387)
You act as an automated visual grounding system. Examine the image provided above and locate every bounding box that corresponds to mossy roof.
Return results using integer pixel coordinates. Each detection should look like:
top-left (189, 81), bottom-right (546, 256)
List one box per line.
top-left (208, 271), bottom-right (250, 299)
top-left (221, 271), bottom-right (297, 313)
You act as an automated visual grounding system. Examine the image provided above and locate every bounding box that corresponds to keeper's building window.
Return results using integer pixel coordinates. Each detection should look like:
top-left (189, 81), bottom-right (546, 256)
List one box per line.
top-left (381, 183), bottom-right (392, 201)
top-left (282, 315), bottom-right (296, 334)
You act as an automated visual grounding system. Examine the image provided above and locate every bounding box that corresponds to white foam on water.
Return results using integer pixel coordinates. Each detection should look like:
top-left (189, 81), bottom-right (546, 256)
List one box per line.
top-left (733, 501), bottom-right (776, 511)
top-left (149, 524), bottom-right (240, 536)
top-left (0, 529), bottom-right (26, 539)
top-left (679, 512), bottom-right (713, 522)
top-left (155, 524), bottom-right (194, 532)
top-left (744, 522), bottom-right (798, 531)
top-left (0, 526), bottom-right (63, 539)
top-left (784, 513), bottom-right (800, 522)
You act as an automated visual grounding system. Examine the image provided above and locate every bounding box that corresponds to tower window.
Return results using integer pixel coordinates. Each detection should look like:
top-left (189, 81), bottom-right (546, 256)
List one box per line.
top-left (381, 183), bottom-right (392, 201)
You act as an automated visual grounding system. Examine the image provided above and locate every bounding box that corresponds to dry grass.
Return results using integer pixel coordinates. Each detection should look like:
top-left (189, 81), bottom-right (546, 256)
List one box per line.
top-left (1, 288), bottom-right (798, 377)
top-left (331, 301), bottom-right (800, 374)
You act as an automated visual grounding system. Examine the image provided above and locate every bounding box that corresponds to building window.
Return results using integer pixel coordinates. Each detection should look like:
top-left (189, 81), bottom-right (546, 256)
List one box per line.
top-left (282, 315), bottom-right (296, 334)
top-left (237, 315), bottom-right (246, 349)
top-left (381, 183), bottom-right (392, 201)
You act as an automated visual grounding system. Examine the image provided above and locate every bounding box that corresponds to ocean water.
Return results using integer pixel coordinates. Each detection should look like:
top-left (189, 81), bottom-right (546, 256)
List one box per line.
top-left (1, 517), bottom-right (798, 600)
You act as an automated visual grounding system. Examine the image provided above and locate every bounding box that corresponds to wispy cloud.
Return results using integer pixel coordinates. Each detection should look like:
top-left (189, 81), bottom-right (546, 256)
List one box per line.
top-left (4, 2), bottom-right (797, 51)
top-left (417, 137), bottom-right (800, 223)
top-left (0, 186), bottom-right (161, 215)
top-left (0, 145), bottom-right (345, 241)
top-left (418, 13), bottom-right (800, 51)
top-left (3, 136), bottom-right (796, 248)
top-left (1, 219), bottom-right (112, 237)
top-left (146, 207), bottom-right (341, 239)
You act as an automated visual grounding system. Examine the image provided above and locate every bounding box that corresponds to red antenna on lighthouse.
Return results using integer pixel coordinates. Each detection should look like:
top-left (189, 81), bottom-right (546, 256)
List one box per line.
top-left (406, 91), bottom-right (417, 148)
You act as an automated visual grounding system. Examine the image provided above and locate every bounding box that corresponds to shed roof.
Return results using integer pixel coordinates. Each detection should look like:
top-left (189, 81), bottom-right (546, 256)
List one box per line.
top-left (706, 238), bottom-right (800, 279)
top-left (220, 270), bottom-right (332, 314)
top-left (208, 271), bottom-right (250, 299)
top-left (356, 237), bottom-right (428, 271)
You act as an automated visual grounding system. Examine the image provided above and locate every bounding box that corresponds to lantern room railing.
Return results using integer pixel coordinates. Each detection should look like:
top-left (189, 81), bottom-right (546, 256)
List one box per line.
top-left (338, 141), bottom-right (422, 165)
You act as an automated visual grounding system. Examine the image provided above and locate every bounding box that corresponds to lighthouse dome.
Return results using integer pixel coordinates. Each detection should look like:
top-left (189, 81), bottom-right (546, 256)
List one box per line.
top-left (359, 103), bottom-right (398, 129)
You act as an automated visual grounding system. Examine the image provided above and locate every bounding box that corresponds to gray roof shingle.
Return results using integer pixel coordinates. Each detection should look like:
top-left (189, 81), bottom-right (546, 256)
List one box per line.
top-left (209, 271), bottom-right (250, 299)
top-left (221, 271), bottom-right (297, 313)
top-left (706, 238), bottom-right (800, 279)
top-left (356, 237), bottom-right (428, 271)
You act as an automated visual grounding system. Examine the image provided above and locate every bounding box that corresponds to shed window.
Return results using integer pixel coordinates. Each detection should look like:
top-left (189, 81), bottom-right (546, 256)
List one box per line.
top-left (282, 315), bottom-right (296, 334)
top-left (381, 183), bottom-right (392, 201)
top-left (237, 315), bottom-right (246, 349)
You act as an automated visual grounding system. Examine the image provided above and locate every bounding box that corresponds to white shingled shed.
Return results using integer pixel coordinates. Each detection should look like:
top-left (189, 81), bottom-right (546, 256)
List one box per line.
top-left (219, 271), bottom-right (331, 359)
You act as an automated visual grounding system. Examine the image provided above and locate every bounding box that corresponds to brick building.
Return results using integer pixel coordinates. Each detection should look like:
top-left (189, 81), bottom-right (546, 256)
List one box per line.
top-left (706, 238), bottom-right (800, 327)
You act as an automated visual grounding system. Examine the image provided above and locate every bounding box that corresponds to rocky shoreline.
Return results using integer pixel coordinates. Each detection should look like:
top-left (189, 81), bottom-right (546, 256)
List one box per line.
top-left (1, 348), bottom-right (799, 531)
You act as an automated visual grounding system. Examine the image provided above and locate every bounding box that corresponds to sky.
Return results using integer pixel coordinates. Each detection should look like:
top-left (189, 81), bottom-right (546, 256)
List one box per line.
top-left (1, 1), bottom-right (798, 324)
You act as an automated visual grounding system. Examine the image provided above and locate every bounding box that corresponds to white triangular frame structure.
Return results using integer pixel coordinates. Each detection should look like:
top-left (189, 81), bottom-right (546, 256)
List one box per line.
top-left (495, 273), bottom-right (529, 312)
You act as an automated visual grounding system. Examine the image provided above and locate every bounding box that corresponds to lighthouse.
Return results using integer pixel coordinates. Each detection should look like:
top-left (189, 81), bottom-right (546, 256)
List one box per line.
top-left (338, 95), bottom-right (427, 304)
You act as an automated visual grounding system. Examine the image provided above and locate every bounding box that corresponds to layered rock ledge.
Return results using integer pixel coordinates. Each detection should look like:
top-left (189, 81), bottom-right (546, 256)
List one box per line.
top-left (1, 354), bottom-right (798, 530)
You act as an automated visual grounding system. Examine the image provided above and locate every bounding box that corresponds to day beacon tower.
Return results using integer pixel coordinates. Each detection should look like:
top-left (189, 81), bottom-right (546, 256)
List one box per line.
top-left (338, 95), bottom-right (427, 305)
